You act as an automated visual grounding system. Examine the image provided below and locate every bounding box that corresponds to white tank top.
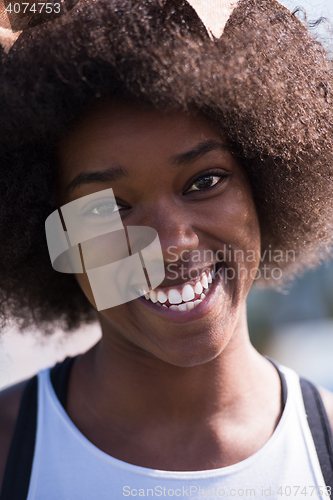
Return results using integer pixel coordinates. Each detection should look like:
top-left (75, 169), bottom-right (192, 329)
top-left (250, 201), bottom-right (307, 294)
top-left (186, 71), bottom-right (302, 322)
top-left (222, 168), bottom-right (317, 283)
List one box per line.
top-left (26, 364), bottom-right (330, 500)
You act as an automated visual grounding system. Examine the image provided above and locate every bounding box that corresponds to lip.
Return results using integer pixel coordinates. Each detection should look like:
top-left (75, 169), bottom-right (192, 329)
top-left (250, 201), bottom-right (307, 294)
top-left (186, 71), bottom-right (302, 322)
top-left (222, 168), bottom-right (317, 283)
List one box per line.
top-left (136, 264), bottom-right (225, 323)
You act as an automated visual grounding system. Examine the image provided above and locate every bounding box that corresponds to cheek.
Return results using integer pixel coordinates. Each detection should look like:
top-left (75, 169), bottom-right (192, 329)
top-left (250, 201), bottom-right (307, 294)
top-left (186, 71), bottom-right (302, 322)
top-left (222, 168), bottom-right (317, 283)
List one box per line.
top-left (236, 201), bottom-right (261, 254)
top-left (225, 176), bottom-right (261, 251)
top-left (75, 273), bottom-right (97, 309)
top-left (201, 181), bottom-right (261, 288)
top-left (206, 187), bottom-right (260, 253)
top-left (225, 193), bottom-right (261, 291)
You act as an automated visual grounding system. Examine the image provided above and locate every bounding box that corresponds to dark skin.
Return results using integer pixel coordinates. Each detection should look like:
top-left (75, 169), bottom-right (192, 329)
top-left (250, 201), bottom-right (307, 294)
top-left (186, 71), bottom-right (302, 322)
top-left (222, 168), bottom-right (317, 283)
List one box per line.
top-left (1, 101), bottom-right (333, 489)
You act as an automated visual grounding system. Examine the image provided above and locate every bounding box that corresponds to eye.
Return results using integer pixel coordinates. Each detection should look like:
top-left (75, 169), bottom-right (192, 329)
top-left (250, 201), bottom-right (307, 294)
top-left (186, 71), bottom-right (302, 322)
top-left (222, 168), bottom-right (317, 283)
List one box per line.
top-left (91, 202), bottom-right (119, 216)
top-left (186, 173), bottom-right (227, 193)
top-left (82, 198), bottom-right (125, 219)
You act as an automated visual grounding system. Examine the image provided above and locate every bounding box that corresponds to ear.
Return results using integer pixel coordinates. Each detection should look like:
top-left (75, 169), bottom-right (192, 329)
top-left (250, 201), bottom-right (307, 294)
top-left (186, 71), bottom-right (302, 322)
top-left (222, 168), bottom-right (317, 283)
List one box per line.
top-left (186, 0), bottom-right (239, 38)
top-left (0, 1), bottom-right (21, 52)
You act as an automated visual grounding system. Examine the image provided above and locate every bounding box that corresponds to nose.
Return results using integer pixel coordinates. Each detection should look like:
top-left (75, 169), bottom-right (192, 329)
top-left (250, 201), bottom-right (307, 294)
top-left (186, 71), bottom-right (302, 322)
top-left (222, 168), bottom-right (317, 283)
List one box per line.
top-left (133, 199), bottom-right (199, 265)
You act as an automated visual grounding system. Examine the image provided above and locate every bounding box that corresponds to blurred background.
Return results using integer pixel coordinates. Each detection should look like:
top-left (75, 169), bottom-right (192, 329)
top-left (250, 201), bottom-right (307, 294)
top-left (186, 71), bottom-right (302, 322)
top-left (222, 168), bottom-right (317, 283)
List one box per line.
top-left (248, 0), bottom-right (333, 390)
top-left (1, 0), bottom-right (333, 391)
top-left (248, 260), bottom-right (333, 391)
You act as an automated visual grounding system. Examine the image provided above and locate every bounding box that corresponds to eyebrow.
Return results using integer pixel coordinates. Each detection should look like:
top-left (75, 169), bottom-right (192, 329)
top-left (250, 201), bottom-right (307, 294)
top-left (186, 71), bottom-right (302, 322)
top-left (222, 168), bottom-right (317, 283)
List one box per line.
top-left (65, 165), bottom-right (128, 197)
top-left (65, 140), bottom-right (229, 196)
top-left (170, 140), bottom-right (229, 167)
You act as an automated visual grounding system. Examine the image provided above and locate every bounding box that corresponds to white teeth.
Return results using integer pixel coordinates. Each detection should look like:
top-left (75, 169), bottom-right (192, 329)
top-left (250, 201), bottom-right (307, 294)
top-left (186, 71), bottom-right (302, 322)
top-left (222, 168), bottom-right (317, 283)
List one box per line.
top-left (201, 274), bottom-right (209, 289)
top-left (153, 297), bottom-right (204, 311)
top-left (168, 288), bottom-right (182, 304)
top-left (182, 284), bottom-right (195, 302)
top-left (147, 268), bottom-right (214, 309)
top-left (157, 290), bottom-right (168, 304)
top-left (166, 300), bottom-right (203, 312)
top-left (194, 281), bottom-right (203, 295)
top-left (178, 303), bottom-right (187, 312)
top-left (149, 290), bottom-right (158, 303)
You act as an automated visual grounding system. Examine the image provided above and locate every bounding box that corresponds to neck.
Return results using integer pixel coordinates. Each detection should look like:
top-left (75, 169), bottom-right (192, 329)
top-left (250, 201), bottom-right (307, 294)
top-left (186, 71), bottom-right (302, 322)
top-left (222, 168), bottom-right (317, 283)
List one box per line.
top-left (73, 304), bottom-right (278, 426)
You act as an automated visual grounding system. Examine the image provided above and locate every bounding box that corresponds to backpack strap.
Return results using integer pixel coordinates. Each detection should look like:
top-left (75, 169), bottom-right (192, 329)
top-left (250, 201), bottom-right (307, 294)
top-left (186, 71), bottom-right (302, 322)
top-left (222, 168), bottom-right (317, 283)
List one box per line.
top-left (0, 355), bottom-right (78, 500)
top-left (0, 375), bottom-right (38, 500)
top-left (300, 377), bottom-right (333, 488)
top-left (50, 355), bottom-right (78, 409)
top-left (265, 356), bottom-right (287, 406)
top-left (266, 355), bottom-right (333, 487)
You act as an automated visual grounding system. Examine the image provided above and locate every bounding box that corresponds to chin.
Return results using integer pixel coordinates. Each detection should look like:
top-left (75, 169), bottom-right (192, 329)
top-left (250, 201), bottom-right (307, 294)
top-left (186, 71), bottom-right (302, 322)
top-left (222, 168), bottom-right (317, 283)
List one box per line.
top-left (141, 318), bottom-right (235, 368)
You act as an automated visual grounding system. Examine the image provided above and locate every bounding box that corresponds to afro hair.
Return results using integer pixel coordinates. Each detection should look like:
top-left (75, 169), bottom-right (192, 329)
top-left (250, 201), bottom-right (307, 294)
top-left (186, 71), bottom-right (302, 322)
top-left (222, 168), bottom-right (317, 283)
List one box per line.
top-left (0, 0), bottom-right (333, 333)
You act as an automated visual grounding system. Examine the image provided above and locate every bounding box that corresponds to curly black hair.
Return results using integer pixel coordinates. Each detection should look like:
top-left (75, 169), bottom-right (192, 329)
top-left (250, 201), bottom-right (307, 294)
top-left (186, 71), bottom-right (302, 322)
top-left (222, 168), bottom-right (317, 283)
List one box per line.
top-left (0, 0), bottom-right (333, 334)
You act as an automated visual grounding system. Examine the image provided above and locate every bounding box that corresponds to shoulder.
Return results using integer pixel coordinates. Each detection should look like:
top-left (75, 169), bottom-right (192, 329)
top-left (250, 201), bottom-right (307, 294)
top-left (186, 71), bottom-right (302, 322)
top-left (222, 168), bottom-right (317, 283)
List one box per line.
top-left (0, 379), bottom-right (29, 493)
top-left (318, 386), bottom-right (333, 434)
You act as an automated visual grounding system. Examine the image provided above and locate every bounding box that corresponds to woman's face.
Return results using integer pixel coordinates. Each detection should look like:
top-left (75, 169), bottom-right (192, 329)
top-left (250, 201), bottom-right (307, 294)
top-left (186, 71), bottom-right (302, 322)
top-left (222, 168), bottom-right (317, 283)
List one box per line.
top-left (57, 100), bottom-right (261, 367)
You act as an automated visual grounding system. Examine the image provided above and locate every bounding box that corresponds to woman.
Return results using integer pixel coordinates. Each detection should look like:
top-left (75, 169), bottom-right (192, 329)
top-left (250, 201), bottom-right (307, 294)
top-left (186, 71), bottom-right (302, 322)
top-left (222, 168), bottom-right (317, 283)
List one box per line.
top-left (0, 0), bottom-right (333, 497)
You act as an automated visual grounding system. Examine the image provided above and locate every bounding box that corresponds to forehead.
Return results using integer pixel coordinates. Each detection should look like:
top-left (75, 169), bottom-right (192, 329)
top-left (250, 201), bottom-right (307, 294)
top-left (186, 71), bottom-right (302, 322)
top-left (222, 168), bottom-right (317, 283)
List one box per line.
top-left (58, 100), bottom-right (225, 172)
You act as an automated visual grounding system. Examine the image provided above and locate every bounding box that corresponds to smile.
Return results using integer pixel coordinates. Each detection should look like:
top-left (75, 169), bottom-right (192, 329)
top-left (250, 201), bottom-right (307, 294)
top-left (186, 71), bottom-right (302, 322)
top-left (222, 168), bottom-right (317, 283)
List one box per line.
top-left (140, 268), bottom-right (216, 312)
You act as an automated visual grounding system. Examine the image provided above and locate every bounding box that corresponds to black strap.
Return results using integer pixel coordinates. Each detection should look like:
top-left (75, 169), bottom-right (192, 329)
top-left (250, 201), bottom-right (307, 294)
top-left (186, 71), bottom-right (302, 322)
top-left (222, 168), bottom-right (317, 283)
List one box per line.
top-left (0, 355), bottom-right (77, 500)
top-left (266, 356), bottom-right (333, 487)
top-left (0, 375), bottom-right (38, 500)
top-left (265, 356), bottom-right (288, 408)
top-left (300, 377), bottom-right (333, 488)
top-left (50, 355), bottom-right (78, 409)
